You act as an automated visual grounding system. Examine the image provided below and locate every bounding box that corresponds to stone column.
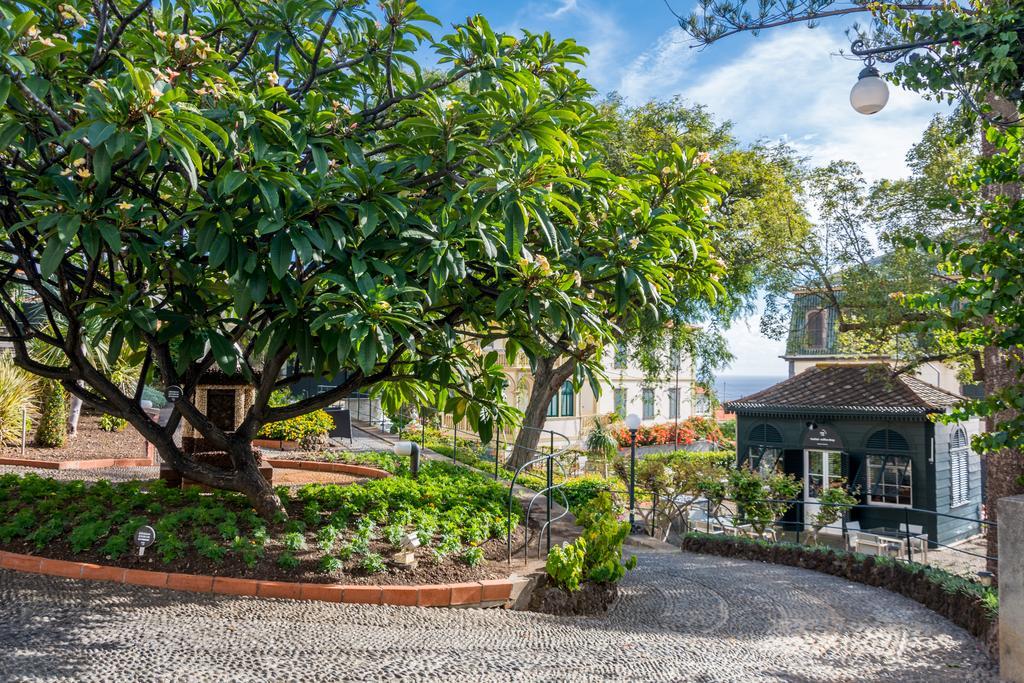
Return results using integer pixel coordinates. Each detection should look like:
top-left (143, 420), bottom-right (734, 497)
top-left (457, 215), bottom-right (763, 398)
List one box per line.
top-left (999, 494), bottom-right (1024, 681)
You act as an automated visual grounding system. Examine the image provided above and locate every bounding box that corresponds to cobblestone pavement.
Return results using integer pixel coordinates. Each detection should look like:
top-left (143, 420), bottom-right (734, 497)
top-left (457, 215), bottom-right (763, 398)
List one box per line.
top-left (0, 464), bottom-right (158, 482)
top-left (0, 550), bottom-right (995, 682)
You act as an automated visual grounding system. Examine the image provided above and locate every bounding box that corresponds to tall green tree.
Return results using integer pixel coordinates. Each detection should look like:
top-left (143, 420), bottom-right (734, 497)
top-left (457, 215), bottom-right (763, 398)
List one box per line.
top-left (675, 0), bottom-right (1023, 568)
top-left (0, 0), bottom-right (728, 517)
top-left (506, 96), bottom-right (806, 468)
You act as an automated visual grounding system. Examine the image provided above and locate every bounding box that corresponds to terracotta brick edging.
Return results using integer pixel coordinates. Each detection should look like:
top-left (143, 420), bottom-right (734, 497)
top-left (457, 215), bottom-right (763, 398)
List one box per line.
top-left (0, 456), bottom-right (155, 470)
top-left (268, 460), bottom-right (391, 479)
top-left (0, 550), bottom-right (516, 608)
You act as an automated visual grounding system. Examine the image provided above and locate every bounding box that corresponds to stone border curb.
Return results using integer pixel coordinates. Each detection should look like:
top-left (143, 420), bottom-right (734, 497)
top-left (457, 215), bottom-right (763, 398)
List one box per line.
top-left (251, 439), bottom-right (302, 451)
top-left (0, 456), bottom-right (155, 470)
top-left (268, 460), bottom-right (391, 479)
top-left (0, 550), bottom-right (522, 608)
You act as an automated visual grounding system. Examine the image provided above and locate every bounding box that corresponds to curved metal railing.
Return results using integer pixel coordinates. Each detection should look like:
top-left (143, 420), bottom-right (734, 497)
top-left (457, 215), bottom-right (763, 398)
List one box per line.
top-left (505, 441), bottom-right (574, 566)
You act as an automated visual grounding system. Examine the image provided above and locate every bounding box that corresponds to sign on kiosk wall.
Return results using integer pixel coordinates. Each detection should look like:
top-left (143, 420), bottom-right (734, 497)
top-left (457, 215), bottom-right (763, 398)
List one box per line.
top-left (803, 423), bottom-right (844, 450)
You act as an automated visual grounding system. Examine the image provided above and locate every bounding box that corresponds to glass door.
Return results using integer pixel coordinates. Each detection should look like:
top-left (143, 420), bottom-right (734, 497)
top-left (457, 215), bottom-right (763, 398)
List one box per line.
top-left (804, 450), bottom-right (843, 534)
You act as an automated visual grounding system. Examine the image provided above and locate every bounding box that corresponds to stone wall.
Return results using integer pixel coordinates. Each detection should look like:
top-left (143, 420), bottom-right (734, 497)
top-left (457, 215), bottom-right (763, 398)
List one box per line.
top-left (999, 495), bottom-right (1024, 682)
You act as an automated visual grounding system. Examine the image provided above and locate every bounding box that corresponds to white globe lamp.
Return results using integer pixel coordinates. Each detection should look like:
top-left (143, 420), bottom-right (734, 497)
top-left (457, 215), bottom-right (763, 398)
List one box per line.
top-left (850, 65), bottom-right (889, 115)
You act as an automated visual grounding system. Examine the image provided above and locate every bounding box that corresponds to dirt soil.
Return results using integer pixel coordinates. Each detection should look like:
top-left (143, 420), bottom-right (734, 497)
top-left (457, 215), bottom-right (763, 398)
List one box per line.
top-left (2, 523), bottom-right (528, 586)
top-left (527, 574), bottom-right (619, 615)
top-left (269, 469), bottom-right (362, 486)
top-left (0, 414), bottom-right (147, 461)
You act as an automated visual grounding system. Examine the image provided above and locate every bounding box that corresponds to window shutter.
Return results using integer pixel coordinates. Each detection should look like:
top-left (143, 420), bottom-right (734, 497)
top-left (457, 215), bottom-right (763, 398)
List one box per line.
top-left (749, 423), bottom-right (782, 444)
top-left (950, 427), bottom-right (970, 507)
top-left (866, 429), bottom-right (909, 451)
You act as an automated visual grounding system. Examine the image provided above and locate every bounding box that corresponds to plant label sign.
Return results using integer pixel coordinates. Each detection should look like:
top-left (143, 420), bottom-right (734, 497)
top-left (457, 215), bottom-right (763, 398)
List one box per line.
top-left (135, 525), bottom-right (156, 557)
top-left (165, 385), bottom-right (183, 403)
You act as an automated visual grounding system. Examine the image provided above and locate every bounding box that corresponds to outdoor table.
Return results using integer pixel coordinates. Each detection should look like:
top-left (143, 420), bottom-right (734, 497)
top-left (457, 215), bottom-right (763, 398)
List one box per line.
top-left (865, 527), bottom-right (927, 561)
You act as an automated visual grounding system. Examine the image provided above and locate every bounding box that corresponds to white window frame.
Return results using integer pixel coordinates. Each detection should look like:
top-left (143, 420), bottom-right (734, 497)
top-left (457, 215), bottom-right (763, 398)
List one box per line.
top-left (667, 388), bottom-right (680, 419)
top-left (867, 454), bottom-right (913, 507)
top-left (950, 428), bottom-right (971, 508)
top-left (749, 446), bottom-right (783, 476)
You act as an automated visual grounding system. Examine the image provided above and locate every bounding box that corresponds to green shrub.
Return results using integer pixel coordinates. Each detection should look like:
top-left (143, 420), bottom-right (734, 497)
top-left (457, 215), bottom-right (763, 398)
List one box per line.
top-left (559, 477), bottom-right (611, 515)
top-left (277, 551), bottom-right (300, 569)
top-left (544, 492), bottom-right (636, 591)
top-left (0, 460), bottom-right (518, 577)
top-left (728, 466), bottom-right (802, 535)
top-left (360, 552), bottom-right (386, 574)
top-left (461, 546), bottom-right (485, 567)
top-left (546, 539), bottom-right (586, 592)
top-left (194, 533), bottom-right (228, 563)
top-left (258, 410), bottom-right (334, 441)
top-left (98, 414), bottom-right (127, 432)
top-left (35, 381), bottom-right (67, 448)
top-left (318, 555), bottom-right (343, 573)
top-left (0, 357), bottom-right (37, 445)
top-left (282, 531), bottom-right (306, 552)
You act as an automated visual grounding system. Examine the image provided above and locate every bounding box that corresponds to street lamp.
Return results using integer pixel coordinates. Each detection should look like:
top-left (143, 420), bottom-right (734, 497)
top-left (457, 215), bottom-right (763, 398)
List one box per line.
top-left (625, 413), bottom-right (641, 531)
top-left (850, 64), bottom-right (889, 115)
top-left (393, 440), bottom-right (420, 478)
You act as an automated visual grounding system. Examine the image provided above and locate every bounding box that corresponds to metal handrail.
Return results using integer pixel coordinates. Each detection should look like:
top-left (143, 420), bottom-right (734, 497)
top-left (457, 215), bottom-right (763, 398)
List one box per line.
top-left (506, 448), bottom-right (572, 565)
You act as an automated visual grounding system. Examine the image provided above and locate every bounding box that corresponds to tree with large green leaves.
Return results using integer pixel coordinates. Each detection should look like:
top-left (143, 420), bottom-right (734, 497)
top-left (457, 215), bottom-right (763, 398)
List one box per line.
top-left (504, 95), bottom-right (806, 470)
top-left (0, 0), bottom-right (726, 517)
top-left (502, 140), bottom-right (725, 469)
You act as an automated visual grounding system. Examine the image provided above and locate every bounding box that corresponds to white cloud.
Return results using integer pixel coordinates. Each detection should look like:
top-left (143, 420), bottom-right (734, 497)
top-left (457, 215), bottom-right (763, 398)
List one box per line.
top-left (682, 26), bottom-right (947, 181)
top-left (548, 0), bottom-right (579, 18)
top-left (614, 26), bottom-right (697, 103)
top-left (721, 315), bottom-right (788, 376)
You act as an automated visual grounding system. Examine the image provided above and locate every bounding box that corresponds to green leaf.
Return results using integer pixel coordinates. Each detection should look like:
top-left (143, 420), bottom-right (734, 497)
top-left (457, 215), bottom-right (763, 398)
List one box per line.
top-left (270, 233), bottom-right (291, 278)
top-left (209, 233), bottom-right (230, 268)
top-left (357, 333), bottom-right (378, 374)
top-left (40, 237), bottom-right (64, 278)
top-left (207, 332), bottom-right (237, 374)
top-left (358, 203), bottom-right (379, 238)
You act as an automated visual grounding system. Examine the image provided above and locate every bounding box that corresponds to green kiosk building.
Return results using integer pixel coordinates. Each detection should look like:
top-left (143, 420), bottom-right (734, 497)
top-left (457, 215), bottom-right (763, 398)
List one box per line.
top-left (724, 364), bottom-right (983, 546)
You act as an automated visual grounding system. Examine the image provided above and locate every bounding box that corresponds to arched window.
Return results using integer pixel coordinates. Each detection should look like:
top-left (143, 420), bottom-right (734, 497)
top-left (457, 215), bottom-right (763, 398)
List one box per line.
top-left (747, 423), bottom-right (783, 475)
top-left (805, 309), bottom-right (827, 349)
top-left (865, 429), bottom-right (912, 506)
top-left (547, 380), bottom-right (575, 418)
top-left (560, 380), bottom-right (575, 417)
top-left (950, 427), bottom-right (970, 507)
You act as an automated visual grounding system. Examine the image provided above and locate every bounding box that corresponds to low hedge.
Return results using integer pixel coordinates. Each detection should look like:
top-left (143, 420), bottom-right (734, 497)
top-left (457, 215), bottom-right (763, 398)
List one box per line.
top-left (258, 409), bottom-right (335, 442)
top-left (682, 532), bottom-right (999, 657)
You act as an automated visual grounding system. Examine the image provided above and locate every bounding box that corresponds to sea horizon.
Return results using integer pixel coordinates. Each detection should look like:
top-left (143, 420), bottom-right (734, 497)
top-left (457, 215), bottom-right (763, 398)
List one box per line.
top-left (714, 374), bottom-right (787, 402)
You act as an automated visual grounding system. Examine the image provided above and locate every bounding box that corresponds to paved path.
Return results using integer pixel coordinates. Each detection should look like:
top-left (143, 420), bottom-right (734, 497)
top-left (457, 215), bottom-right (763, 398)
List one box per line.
top-left (0, 550), bottom-right (994, 682)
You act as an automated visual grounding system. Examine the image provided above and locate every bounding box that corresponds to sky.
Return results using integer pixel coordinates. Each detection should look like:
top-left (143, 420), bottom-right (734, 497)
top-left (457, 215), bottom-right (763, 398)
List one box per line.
top-left (420, 0), bottom-right (947, 377)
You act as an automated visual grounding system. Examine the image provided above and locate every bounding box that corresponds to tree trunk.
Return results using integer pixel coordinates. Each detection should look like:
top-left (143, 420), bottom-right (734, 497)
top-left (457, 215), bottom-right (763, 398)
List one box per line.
top-left (154, 438), bottom-right (287, 521)
top-left (233, 442), bottom-right (287, 521)
top-left (508, 356), bottom-right (576, 471)
top-left (67, 393), bottom-right (82, 437)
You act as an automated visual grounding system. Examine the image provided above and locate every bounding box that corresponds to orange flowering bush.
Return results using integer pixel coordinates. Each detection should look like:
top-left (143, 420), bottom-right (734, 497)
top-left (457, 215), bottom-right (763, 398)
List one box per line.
top-left (612, 417), bottom-right (724, 448)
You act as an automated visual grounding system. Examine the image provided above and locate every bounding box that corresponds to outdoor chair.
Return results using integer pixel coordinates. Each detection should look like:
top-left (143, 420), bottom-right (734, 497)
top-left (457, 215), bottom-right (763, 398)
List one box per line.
top-left (899, 523), bottom-right (929, 563)
top-left (847, 523), bottom-right (888, 556)
top-left (687, 507), bottom-right (722, 535)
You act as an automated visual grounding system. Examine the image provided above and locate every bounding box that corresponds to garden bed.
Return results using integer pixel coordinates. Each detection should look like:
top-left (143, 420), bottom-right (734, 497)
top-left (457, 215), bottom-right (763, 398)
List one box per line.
top-left (263, 450), bottom-right (407, 475)
top-left (0, 414), bottom-right (148, 462)
top-left (681, 532), bottom-right (999, 658)
top-left (0, 462), bottom-right (525, 587)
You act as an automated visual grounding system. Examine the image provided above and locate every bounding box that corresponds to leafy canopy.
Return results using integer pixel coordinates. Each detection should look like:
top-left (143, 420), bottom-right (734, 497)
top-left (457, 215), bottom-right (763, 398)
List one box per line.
top-left (0, 0), bottom-right (724, 462)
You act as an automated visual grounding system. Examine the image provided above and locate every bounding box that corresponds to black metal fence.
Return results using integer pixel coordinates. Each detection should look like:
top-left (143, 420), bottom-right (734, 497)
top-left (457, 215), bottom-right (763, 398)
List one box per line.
top-left (616, 489), bottom-right (996, 569)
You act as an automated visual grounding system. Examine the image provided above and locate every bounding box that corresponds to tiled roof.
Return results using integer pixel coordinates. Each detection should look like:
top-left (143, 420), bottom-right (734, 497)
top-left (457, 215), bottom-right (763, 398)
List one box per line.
top-left (724, 364), bottom-right (963, 416)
